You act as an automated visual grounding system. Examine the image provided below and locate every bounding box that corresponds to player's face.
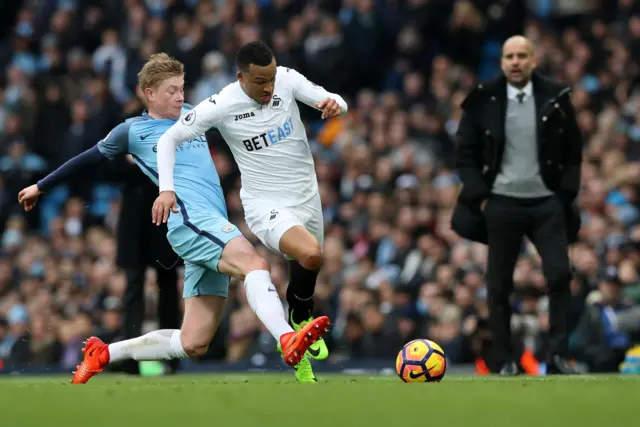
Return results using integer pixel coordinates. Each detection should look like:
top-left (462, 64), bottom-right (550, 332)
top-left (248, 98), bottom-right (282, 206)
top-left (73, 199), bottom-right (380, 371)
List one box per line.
top-left (501, 39), bottom-right (535, 87)
top-left (238, 59), bottom-right (277, 105)
top-left (148, 75), bottom-right (185, 119)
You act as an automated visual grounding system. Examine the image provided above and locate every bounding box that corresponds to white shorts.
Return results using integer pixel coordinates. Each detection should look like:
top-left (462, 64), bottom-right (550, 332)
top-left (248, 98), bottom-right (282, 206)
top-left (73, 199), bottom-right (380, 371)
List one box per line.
top-left (241, 191), bottom-right (324, 256)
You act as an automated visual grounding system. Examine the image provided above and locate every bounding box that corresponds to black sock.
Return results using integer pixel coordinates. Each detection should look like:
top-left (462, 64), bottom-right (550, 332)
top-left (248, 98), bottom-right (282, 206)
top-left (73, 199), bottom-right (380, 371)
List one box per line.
top-left (287, 260), bottom-right (319, 324)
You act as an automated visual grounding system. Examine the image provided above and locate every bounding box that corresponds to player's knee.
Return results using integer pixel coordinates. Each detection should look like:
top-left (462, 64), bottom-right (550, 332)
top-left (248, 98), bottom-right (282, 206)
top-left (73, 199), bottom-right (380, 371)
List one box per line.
top-left (236, 254), bottom-right (270, 281)
top-left (220, 237), bottom-right (271, 280)
top-left (246, 255), bottom-right (270, 275)
top-left (298, 244), bottom-right (323, 271)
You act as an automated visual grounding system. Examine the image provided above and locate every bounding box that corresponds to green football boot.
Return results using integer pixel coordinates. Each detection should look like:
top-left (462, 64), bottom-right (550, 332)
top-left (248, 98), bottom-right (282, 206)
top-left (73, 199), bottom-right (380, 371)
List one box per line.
top-left (293, 357), bottom-right (318, 383)
top-left (290, 312), bottom-right (329, 360)
top-left (277, 344), bottom-right (318, 383)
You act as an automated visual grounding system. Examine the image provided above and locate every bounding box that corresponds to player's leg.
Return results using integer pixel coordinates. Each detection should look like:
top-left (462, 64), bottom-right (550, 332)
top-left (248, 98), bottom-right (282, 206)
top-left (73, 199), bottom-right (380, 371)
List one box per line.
top-left (217, 235), bottom-right (292, 339)
top-left (108, 294), bottom-right (225, 360)
top-left (217, 235), bottom-right (330, 366)
top-left (71, 263), bottom-right (227, 384)
top-left (281, 227), bottom-right (322, 322)
top-left (279, 195), bottom-right (329, 361)
top-left (176, 266), bottom-right (228, 358)
top-left (243, 195), bottom-right (329, 362)
top-left (72, 296), bottom-right (225, 385)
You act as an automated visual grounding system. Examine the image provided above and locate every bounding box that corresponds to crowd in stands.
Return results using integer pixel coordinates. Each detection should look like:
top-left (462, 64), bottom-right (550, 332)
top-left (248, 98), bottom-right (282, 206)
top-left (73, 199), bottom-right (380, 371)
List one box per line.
top-left (1, 0), bottom-right (640, 373)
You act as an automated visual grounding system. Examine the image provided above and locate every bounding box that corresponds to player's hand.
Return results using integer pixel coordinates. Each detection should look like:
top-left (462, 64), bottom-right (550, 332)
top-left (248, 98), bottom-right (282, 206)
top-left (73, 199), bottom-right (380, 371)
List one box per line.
top-left (152, 191), bottom-right (179, 225)
top-left (18, 184), bottom-right (43, 212)
top-left (315, 98), bottom-right (342, 119)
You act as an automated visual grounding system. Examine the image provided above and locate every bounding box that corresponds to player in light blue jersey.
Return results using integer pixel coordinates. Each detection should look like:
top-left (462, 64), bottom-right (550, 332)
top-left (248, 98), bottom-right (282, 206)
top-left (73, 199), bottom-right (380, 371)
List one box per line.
top-left (18, 53), bottom-right (330, 384)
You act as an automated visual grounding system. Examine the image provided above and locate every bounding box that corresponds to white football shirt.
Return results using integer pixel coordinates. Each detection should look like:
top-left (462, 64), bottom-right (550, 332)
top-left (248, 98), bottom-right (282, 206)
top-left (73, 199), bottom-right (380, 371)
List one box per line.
top-left (157, 66), bottom-right (348, 206)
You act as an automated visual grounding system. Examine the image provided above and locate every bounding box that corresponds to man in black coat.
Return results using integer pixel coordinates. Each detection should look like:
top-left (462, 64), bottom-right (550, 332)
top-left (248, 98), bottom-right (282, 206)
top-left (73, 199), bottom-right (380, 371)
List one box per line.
top-left (451, 36), bottom-right (582, 375)
top-left (113, 149), bottom-right (181, 375)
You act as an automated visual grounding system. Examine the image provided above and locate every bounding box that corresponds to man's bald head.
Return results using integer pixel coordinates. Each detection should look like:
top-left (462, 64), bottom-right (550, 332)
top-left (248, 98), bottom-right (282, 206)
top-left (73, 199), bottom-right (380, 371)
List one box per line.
top-left (502, 36), bottom-right (533, 56)
top-left (501, 35), bottom-right (536, 88)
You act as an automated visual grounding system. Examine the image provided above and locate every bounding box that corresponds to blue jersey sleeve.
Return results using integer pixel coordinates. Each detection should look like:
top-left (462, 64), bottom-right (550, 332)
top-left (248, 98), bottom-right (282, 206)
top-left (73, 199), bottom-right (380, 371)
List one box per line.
top-left (97, 122), bottom-right (131, 159)
top-left (38, 121), bottom-right (132, 192)
top-left (37, 146), bottom-right (106, 192)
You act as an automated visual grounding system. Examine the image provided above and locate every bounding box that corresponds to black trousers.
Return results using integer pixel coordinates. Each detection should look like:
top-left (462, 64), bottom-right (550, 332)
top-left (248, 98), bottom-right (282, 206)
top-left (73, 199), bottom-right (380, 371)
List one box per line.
top-left (116, 172), bottom-right (182, 374)
top-left (121, 266), bottom-right (180, 374)
top-left (485, 194), bottom-right (572, 367)
top-left (123, 267), bottom-right (180, 339)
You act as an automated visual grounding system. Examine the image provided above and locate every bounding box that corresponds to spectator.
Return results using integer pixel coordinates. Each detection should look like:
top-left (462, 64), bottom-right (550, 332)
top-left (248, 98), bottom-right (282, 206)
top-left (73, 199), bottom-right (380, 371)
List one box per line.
top-left (572, 273), bottom-right (635, 372)
top-left (2, 304), bottom-right (31, 370)
top-left (190, 51), bottom-right (234, 104)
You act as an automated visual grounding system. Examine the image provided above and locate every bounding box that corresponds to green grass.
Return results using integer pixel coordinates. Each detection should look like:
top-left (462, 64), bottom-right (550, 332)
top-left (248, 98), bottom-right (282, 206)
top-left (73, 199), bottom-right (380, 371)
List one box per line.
top-left (0, 374), bottom-right (637, 426)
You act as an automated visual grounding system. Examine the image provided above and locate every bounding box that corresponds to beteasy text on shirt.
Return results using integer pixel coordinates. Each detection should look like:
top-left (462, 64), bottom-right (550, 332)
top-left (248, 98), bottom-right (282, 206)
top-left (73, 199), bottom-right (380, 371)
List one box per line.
top-left (241, 117), bottom-right (294, 152)
top-left (152, 135), bottom-right (208, 153)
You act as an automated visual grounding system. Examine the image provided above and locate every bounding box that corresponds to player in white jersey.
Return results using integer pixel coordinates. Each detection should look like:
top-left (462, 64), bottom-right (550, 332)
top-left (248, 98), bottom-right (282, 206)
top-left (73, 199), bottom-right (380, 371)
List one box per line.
top-left (153, 41), bottom-right (347, 381)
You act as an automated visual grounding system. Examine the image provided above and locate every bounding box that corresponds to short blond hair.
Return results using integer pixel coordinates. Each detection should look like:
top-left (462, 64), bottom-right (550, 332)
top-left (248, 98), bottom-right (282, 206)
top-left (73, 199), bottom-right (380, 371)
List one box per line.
top-left (138, 53), bottom-right (184, 91)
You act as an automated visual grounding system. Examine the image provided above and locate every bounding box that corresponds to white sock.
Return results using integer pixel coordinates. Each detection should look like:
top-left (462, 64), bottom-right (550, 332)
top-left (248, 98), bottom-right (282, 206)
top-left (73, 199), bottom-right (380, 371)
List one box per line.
top-left (244, 270), bottom-right (293, 340)
top-left (108, 329), bottom-right (188, 363)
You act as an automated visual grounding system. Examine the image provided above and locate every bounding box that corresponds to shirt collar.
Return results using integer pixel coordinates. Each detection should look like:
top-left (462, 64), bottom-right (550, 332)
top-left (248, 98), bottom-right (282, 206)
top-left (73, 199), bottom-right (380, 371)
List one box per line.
top-left (507, 80), bottom-right (533, 102)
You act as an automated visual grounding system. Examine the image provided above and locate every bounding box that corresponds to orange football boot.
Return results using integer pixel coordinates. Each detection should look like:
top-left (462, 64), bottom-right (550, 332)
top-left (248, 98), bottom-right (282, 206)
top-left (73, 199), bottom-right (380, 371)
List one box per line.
top-left (71, 337), bottom-right (110, 384)
top-left (280, 316), bottom-right (331, 366)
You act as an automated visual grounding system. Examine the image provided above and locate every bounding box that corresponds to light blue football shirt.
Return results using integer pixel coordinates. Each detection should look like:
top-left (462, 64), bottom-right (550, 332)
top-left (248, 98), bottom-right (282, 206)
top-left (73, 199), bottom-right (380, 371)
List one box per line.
top-left (97, 106), bottom-right (228, 229)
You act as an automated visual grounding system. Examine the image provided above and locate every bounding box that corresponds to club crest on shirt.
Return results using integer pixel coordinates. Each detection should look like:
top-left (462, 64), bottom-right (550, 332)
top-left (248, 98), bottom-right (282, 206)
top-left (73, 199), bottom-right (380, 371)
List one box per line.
top-left (271, 95), bottom-right (282, 109)
top-left (222, 225), bottom-right (235, 233)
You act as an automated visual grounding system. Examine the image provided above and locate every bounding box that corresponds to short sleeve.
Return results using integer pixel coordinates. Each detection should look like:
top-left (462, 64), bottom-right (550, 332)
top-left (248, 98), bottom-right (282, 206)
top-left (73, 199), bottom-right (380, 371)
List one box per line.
top-left (97, 122), bottom-right (131, 159)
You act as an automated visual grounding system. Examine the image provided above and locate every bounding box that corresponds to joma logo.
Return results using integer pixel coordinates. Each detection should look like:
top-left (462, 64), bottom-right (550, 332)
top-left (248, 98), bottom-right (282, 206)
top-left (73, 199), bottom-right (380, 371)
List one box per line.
top-left (235, 112), bottom-right (256, 121)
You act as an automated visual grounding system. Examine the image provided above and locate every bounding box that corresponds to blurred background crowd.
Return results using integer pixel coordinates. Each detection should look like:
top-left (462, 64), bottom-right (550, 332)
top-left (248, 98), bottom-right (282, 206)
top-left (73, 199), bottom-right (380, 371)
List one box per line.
top-left (1, 0), bottom-right (640, 374)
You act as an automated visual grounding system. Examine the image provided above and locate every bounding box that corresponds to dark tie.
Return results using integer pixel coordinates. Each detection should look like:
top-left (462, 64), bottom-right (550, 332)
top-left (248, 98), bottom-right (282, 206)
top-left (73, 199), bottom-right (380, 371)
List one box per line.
top-left (517, 92), bottom-right (525, 104)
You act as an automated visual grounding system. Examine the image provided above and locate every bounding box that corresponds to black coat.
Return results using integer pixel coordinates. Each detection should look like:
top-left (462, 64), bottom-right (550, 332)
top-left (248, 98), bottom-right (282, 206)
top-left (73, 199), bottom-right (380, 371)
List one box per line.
top-left (113, 155), bottom-right (180, 270)
top-left (451, 72), bottom-right (583, 244)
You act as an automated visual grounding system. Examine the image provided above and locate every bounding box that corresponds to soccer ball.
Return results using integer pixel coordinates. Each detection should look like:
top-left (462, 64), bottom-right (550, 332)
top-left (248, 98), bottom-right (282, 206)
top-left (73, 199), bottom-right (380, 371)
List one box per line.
top-left (396, 339), bottom-right (447, 383)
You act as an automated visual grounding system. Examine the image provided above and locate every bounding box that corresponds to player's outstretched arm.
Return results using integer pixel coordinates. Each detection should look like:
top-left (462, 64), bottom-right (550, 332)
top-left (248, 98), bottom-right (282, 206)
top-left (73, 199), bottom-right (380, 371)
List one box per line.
top-left (286, 67), bottom-right (348, 119)
top-left (153, 98), bottom-right (224, 224)
top-left (17, 146), bottom-right (105, 211)
top-left (18, 123), bottom-right (129, 211)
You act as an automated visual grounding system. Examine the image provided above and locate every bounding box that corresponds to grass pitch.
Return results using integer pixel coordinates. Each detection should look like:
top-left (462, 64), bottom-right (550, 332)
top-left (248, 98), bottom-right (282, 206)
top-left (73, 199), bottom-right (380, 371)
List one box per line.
top-left (0, 374), bottom-right (636, 427)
